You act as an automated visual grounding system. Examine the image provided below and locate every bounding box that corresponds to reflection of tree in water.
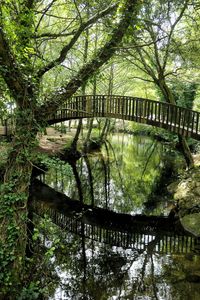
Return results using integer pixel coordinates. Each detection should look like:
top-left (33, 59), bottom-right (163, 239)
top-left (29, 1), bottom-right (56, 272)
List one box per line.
top-left (34, 134), bottom-right (198, 298)
top-left (30, 180), bottom-right (200, 299)
top-left (70, 161), bottom-right (84, 203)
top-left (104, 134), bottom-right (168, 214)
top-left (33, 219), bottom-right (200, 300)
top-left (70, 147), bottom-right (111, 208)
top-left (41, 134), bottom-right (182, 216)
top-left (80, 135), bottom-right (164, 214)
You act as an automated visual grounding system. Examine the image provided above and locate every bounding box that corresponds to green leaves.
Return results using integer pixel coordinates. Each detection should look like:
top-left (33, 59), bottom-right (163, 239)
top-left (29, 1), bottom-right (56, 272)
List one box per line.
top-left (18, 282), bottom-right (41, 300)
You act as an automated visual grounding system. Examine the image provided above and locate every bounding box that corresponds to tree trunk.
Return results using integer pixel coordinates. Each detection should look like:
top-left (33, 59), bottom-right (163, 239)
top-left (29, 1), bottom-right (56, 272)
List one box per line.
top-left (83, 118), bottom-right (94, 150)
top-left (71, 118), bottom-right (83, 150)
top-left (158, 79), bottom-right (194, 168)
top-left (178, 136), bottom-right (194, 167)
top-left (0, 111), bottom-right (37, 297)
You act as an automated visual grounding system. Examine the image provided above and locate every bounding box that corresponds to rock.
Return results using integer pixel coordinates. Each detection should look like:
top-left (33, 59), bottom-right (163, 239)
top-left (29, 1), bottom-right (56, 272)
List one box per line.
top-left (169, 167), bottom-right (200, 236)
top-left (174, 167), bottom-right (200, 210)
top-left (167, 181), bottom-right (180, 194)
top-left (180, 213), bottom-right (200, 237)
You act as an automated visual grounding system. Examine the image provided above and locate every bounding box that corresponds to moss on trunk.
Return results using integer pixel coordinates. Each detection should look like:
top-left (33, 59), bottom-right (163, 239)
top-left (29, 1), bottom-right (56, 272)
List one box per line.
top-left (0, 112), bottom-right (37, 297)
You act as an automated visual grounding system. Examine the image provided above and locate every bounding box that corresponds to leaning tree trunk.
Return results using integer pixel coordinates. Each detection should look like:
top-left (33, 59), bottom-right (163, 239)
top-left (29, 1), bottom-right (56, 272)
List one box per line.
top-left (71, 118), bottom-right (83, 150)
top-left (158, 79), bottom-right (194, 168)
top-left (99, 119), bottom-right (110, 142)
top-left (0, 111), bottom-right (38, 298)
top-left (178, 135), bottom-right (194, 167)
top-left (83, 118), bottom-right (94, 151)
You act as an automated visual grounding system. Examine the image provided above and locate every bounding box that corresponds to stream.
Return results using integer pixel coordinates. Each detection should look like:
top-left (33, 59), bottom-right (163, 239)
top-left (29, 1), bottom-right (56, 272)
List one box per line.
top-left (30, 134), bottom-right (200, 300)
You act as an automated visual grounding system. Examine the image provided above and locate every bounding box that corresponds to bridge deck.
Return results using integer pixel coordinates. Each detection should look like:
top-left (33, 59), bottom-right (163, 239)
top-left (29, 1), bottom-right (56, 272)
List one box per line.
top-left (1, 95), bottom-right (200, 140)
top-left (47, 95), bottom-right (200, 140)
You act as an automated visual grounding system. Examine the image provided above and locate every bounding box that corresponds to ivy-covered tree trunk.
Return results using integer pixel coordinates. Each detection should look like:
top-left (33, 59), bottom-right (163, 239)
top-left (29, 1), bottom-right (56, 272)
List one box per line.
top-left (0, 111), bottom-right (38, 296)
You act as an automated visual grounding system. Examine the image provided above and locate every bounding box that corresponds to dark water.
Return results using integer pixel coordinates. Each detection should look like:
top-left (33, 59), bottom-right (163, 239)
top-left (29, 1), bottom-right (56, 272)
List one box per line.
top-left (32, 134), bottom-right (200, 300)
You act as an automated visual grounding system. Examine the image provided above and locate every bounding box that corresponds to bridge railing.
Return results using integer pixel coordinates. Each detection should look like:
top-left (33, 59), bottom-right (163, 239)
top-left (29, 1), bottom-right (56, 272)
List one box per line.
top-left (0, 116), bottom-right (14, 136)
top-left (47, 95), bottom-right (200, 139)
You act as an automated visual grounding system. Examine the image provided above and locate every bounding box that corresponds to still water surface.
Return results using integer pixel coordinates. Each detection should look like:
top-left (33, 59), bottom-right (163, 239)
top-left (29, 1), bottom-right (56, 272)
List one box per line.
top-left (33, 134), bottom-right (200, 300)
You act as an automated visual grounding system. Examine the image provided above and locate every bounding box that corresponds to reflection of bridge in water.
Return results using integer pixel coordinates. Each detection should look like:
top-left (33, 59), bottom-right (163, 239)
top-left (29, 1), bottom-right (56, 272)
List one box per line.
top-left (30, 179), bottom-right (200, 255)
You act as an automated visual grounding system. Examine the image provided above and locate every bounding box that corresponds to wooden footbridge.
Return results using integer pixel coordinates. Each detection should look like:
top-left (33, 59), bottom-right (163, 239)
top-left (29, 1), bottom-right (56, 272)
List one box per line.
top-left (1, 95), bottom-right (200, 140)
top-left (47, 95), bottom-right (200, 140)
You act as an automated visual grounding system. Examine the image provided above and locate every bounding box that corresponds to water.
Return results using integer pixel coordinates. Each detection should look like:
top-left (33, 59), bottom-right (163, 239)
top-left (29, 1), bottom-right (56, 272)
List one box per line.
top-left (39, 134), bottom-right (184, 216)
top-left (31, 134), bottom-right (200, 300)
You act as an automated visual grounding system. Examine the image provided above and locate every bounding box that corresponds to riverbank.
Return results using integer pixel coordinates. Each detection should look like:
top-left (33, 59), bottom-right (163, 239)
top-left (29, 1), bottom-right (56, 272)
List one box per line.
top-left (168, 165), bottom-right (200, 237)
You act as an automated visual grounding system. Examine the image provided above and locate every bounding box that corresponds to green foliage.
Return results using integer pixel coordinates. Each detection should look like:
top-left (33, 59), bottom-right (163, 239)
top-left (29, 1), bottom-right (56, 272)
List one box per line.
top-left (35, 153), bottom-right (72, 176)
top-left (171, 81), bottom-right (198, 109)
top-left (18, 282), bottom-right (41, 300)
top-left (0, 184), bottom-right (27, 295)
top-left (129, 122), bottom-right (178, 143)
top-left (54, 123), bottom-right (67, 134)
top-left (17, 215), bottom-right (66, 299)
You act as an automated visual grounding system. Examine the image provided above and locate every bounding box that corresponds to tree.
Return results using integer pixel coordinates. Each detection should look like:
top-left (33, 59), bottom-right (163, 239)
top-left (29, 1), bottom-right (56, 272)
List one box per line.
top-left (0, 0), bottom-right (140, 296)
top-left (121, 0), bottom-right (194, 166)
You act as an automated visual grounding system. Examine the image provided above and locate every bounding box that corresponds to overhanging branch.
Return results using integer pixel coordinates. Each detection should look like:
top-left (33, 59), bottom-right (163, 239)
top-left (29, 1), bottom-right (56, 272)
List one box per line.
top-left (36, 3), bottom-right (117, 78)
top-left (37, 0), bottom-right (140, 119)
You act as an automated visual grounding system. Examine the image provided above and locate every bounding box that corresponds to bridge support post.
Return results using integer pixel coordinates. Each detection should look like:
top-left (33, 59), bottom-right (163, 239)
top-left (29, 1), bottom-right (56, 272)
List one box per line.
top-left (5, 119), bottom-right (8, 136)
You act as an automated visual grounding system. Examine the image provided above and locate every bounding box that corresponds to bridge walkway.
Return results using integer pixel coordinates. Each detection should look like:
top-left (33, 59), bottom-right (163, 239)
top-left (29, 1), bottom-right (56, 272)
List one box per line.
top-left (47, 95), bottom-right (200, 140)
top-left (1, 95), bottom-right (200, 140)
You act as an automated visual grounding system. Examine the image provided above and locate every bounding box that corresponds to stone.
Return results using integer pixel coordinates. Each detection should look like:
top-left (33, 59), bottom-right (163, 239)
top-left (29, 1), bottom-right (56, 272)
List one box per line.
top-left (180, 213), bottom-right (200, 237)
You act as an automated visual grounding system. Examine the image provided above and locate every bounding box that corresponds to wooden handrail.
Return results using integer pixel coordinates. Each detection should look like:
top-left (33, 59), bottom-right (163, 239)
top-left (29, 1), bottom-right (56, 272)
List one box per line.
top-left (1, 95), bottom-right (200, 139)
top-left (47, 95), bottom-right (200, 140)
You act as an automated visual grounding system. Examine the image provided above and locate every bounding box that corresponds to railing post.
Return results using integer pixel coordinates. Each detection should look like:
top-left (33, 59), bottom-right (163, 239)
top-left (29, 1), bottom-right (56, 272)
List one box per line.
top-left (196, 113), bottom-right (199, 135)
top-left (102, 95), bottom-right (105, 116)
top-left (106, 95), bottom-right (110, 115)
top-left (5, 118), bottom-right (7, 136)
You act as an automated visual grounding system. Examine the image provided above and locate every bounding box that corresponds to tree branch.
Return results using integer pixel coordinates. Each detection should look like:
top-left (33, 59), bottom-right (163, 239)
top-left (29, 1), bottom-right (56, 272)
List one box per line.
top-left (163, 0), bottom-right (189, 70)
top-left (37, 0), bottom-right (140, 119)
top-left (116, 35), bottom-right (168, 50)
top-left (127, 39), bottom-right (158, 82)
top-left (143, 9), bottom-right (163, 74)
top-left (36, 3), bottom-right (117, 78)
top-left (0, 28), bottom-right (26, 104)
top-left (73, 0), bottom-right (83, 23)
top-left (128, 76), bottom-right (154, 83)
top-left (35, 0), bottom-right (58, 32)
top-left (34, 31), bottom-right (75, 40)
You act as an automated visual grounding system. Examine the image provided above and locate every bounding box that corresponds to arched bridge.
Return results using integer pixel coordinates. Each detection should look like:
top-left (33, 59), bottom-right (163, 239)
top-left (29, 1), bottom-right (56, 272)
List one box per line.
top-left (1, 95), bottom-right (200, 139)
top-left (47, 95), bottom-right (200, 140)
